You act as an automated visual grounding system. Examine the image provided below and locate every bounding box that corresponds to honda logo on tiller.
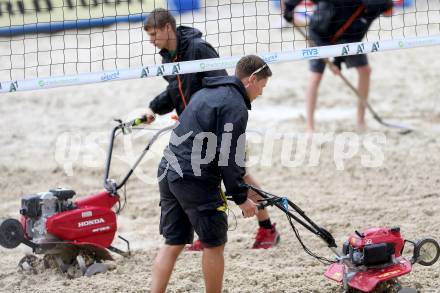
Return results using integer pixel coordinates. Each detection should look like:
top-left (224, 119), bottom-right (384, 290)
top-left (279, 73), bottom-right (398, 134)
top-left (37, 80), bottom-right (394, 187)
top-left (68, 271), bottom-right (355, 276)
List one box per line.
top-left (78, 218), bottom-right (105, 228)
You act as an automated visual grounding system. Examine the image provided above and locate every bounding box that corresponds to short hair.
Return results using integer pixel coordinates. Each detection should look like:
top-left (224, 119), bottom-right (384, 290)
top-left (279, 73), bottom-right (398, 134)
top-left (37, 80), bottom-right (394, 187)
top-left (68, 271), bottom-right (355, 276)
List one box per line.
top-left (235, 55), bottom-right (272, 80)
top-left (144, 8), bottom-right (176, 32)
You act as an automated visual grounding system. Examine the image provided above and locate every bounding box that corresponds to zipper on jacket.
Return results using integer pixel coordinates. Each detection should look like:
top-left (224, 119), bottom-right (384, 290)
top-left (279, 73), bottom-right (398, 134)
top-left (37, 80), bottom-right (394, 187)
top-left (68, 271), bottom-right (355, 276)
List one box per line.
top-left (173, 55), bottom-right (188, 110)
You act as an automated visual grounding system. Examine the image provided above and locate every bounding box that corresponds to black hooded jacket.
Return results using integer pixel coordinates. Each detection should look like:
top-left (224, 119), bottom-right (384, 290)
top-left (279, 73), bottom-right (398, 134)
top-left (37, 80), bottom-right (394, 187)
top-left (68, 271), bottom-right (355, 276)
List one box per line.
top-left (161, 76), bottom-right (251, 205)
top-left (285, 0), bottom-right (393, 44)
top-left (149, 26), bottom-right (227, 116)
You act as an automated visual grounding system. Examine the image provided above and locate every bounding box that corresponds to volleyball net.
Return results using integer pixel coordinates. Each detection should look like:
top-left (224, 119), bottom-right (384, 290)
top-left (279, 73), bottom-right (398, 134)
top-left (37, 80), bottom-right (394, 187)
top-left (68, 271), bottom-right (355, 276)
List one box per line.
top-left (0, 0), bottom-right (439, 93)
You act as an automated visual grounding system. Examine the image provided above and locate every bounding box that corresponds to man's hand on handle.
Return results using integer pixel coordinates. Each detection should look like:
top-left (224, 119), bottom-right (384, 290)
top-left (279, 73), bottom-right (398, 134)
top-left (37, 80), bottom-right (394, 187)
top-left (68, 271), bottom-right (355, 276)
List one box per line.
top-left (145, 108), bottom-right (157, 124)
top-left (239, 198), bottom-right (258, 218)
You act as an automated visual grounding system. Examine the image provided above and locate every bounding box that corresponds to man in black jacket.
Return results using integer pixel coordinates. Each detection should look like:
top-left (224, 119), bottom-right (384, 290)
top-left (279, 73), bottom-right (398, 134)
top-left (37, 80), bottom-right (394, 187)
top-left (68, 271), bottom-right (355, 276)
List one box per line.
top-left (151, 55), bottom-right (272, 293)
top-left (283, 0), bottom-right (393, 132)
top-left (143, 9), bottom-right (280, 250)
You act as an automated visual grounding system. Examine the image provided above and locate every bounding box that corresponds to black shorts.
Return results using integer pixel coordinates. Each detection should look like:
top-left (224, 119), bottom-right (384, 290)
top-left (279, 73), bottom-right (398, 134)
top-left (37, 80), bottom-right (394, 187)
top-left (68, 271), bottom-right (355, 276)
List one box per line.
top-left (309, 54), bottom-right (369, 74)
top-left (158, 169), bottom-right (228, 247)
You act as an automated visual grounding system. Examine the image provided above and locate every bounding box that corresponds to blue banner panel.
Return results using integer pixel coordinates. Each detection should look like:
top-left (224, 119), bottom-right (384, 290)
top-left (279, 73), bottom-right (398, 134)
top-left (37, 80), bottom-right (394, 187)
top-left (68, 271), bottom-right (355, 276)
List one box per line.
top-left (0, 0), bottom-right (199, 36)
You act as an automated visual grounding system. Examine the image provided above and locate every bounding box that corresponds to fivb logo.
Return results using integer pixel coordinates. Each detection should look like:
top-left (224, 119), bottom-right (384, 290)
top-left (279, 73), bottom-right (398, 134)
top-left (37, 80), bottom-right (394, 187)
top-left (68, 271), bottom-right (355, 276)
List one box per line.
top-left (302, 48), bottom-right (319, 58)
top-left (78, 218), bottom-right (105, 228)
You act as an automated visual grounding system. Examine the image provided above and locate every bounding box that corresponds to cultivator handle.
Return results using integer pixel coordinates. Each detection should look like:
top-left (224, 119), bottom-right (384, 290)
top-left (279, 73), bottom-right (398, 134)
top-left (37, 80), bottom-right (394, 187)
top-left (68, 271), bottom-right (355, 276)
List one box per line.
top-left (103, 117), bottom-right (175, 194)
top-left (116, 115), bottom-right (148, 134)
top-left (246, 184), bottom-right (338, 249)
top-left (103, 115), bottom-right (149, 191)
top-left (128, 115), bottom-right (148, 127)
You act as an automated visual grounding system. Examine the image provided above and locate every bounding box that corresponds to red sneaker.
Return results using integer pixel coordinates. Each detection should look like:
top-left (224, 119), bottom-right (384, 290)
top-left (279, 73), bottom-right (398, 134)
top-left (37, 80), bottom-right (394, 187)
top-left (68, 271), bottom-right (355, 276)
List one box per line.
top-left (185, 239), bottom-right (204, 251)
top-left (252, 223), bottom-right (280, 249)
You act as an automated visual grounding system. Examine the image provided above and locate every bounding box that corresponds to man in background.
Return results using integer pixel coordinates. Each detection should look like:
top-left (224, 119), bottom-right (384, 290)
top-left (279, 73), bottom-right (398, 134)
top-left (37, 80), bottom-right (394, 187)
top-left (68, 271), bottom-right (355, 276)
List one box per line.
top-left (283, 0), bottom-right (393, 132)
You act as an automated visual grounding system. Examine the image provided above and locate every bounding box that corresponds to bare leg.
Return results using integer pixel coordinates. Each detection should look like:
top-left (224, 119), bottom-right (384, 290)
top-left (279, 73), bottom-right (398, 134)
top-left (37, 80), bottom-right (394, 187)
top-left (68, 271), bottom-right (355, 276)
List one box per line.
top-left (356, 65), bottom-right (371, 131)
top-left (244, 174), bottom-right (269, 222)
top-left (306, 72), bottom-right (324, 133)
top-left (202, 244), bottom-right (225, 293)
top-left (151, 244), bottom-right (185, 293)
